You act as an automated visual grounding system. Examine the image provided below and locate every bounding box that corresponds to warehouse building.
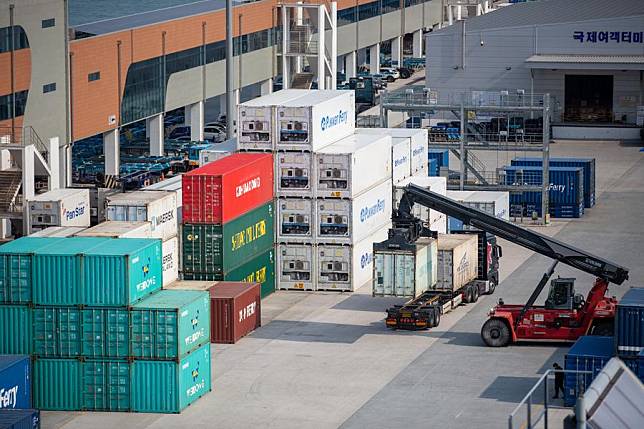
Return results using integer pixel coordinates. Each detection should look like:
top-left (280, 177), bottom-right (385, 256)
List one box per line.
top-left (425, 0), bottom-right (644, 139)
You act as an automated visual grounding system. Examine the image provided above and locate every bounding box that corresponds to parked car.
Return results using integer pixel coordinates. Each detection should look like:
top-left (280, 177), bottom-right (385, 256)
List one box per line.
top-left (204, 125), bottom-right (226, 142)
top-left (168, 125), bottom-right (191, 139)
top-left (379, 67), bottom-right (400, 82)
top-left (397, 67), bottom-right (414, 79)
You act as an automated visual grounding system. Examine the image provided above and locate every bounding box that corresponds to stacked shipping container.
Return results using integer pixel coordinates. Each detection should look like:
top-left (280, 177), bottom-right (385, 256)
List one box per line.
top-left (446, 190), bottom-right (510, 231)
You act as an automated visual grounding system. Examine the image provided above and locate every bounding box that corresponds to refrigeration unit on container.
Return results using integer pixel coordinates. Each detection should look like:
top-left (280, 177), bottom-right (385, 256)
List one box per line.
top-left (435, 234), bottom-right (479, 292)
top-left (275, 151), bottom-right (314, 197)
top-left (511, 157), bottom-right (595, 208)
top-left (0, 305), bottom-right (32, 354)
top-left (316, 224), bottom-right (390, 292)
top-left (29, 226), bottom-right (86, 237)
top-left (0, 409), bottom-right (40, 428)
top-left (315, 133), bottom-right (392, 199)
top-left (276, 90), bottom-right (356, 151)
top-left (182, 153), bottom-right (274, 224)
top-left (75, 221), bottom-right (153, 238)
top-left (143, 175), bottom-right (183, 221)
top-left (373, 236), bottom-right (438, 299)
top-left (446, 190), bottom-right (509, 231)
top-left (277, 243), bottom-right (315, 291)
top-left (277, 197), bottom-right (315, 242)
top-left (394, 176), bottom-right (447, 234)
top-left (32, 342), bottom-right (211, 412)
top-left (316, 180), bottom-right (392, 244)
top-left (564, 336), bottom-right (614, 407)
top-left (106, 190), bottom-right (178, 241)
top-left (615, 287), bottom-right (644, 358)
top-left (198, 138), bottom-right (238, 166)
top-left (238, 89), bottom-right (308, 150)
top-left (28, 188), bottom-right (90, 231)
top-left (0, 355), bottom-right (31, 409)
top-left (356, 128), bottom-right (428, 176)
top-left (131, 290), bottom-right (210, 359)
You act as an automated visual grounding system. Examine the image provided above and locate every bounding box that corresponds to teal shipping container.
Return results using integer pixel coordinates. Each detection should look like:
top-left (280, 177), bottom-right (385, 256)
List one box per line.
top-left (34, 307), bottom-right (82, 357)
top-left (0, 237), bottom-right (61, 303)
top-left (33, 343), bottom-right (211, 413)
top-left (131, 290), bottom-right (210, 359)
top-left (0, 305), bottom-right (32, 354)
top-left (82, 307), bottom-right (129, 357)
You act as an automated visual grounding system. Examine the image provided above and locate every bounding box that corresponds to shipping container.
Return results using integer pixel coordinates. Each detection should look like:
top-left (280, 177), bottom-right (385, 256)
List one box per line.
top-left (81, 307), bottom-right (129, 358)
top-left (162, 237), bottom-right (179, 286)
top-left (428, 158), bottom-right (439, 177)
top-left (564, 336), bottom-right (614, 407)
top-left (0, 409), bottom-right (39, 429)
top-left (198, 138), bottom-right (238, 166)
top-left (373, 236), bottom-right (438, 298)
top-left (276, 90), bottom-right (355, 151)
top-left (0, 237), bottom-right (61, 303)
top-left (394, 176), bottom-right (447, 234)
top-left (277, 198), bottom-right (314, 242)
top-left (182, 153), bottom-right (274, 224)
top-left (316, 180), bottom-right (392, 244)
top-left (131, 290), bottom-right (210, 359)
top-left (639, 349), bottom-right (644, 381)
top-left (75, 221), bottom-right (152, 238)
top-left (317, 224), bottom-right (390, 291)
top-left (182, 202), bottom-right (274, 276)
top-left (275, 151), bottom-right (314, 197)
top-left (238, 89), bottom-right (308, 150)
top-left (143, 175), bottom-right (183, 222)
top-left (29, 226), bottom-right (86, 237)
top-left (356, 128), bottom-right (428, 176)
top-left (435, 234), bottom-right (479, 292)
top-left (277, 243), bottom-right (315, 291)
top-left (447, 190), bottom-right (510, 231)
top-left (0, 306), bottom-right (31, 354)
top-left (511, 157), bottom-right (595, 208)
top-left (428, 149), bottom-right (449, 170)
top-left (28, 188), bottom-right (90, 231)
top-left (0, 355), bottom-right (31, 409)
top-left (315, 133), bottom-right (392, 199)
top-left (107, 191), bottom-right (178, 241)
top-left (615, 287), bottom-right (644, 357)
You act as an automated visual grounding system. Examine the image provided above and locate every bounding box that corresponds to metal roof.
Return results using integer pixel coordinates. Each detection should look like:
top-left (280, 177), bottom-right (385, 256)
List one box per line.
top-left (525, 54), bottom-right (644, 70)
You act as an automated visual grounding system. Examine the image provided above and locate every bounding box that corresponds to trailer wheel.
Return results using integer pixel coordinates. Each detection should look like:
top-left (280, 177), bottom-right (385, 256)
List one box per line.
top-left (471, 286), bottom-right (480, 303)
top-left (434, 308), bottom-right (441, 326)
top-left (487, 279), bottom-right (497, 295)
top-left (464, 286), bottom-right (474, 303)
top-left (481, 318), bottom-right (511, 347)
top-left (427, 311), bottom-right (436, 328)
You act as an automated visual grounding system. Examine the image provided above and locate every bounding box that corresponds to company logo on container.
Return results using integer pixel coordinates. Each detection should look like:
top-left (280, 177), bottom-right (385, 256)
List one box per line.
top-left (236, 177), bottom-right (261, 198)
top-left (151, 210), bottom-right (174, 230)
top-left (239, 301), bottom-right (257, 322)
top-left (62, 202), bottom-right (86, 221)
top-left (457, 252), bottom-right (470, 274)
top-left (186, 361), bottom-right (206, 397)
top-left (0, 385), bottom-right (19, 408)
top-left (136, 257), bottom-right (156, 292)
top-left (231, 220), bottom-right (267, 251)
top-left (394, 155), bottom-right (408, 167)
top-left (547, 183), bottom-right (566, 193)
top-left (320, 110), bottom-right (348, 132)
top-left (360, 252), bottom-right (373, 269)
top-left (360, 199), bottom-right (386, 223)
top-left (412, 147), bottom-right (425, 157)
top-left (244, 266), bottom-right (267, 284)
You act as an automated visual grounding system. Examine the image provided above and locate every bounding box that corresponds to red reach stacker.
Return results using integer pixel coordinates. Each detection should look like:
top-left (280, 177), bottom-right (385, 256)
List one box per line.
top-left (392, 184), bottom-right (629, 346)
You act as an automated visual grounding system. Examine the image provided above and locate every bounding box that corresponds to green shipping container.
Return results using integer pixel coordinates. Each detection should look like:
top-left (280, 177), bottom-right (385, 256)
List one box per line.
top-left (0, 305), bottom-right (32, 354)
top-left (82, 307), bottom-right (129, 358)
top-left (34, 307), bottom-right (82, 357)
top-left (131, 290), bottom-right (210, 359)
top-left (0, 237), bottom-right (61, 303)
top-left (183, 248), bottom-right (275, 298)
top-left (182, 202), bottom-right (273, 277)
top-left (33, 343), bottom-right (211, 412)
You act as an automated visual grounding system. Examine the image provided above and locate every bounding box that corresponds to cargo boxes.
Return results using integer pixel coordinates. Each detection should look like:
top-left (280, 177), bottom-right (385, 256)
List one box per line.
top-left (33, 343), bottom-right (211, 412)
top-left (106, 191), bottom-right (178, 241)
top-left (373, 237), bottom-right (438, 298)
top-left (131, 290), bottom-right (210, 359)
top-left (564, 336), bottom-right (614, 407)
top-left (28, 188), bottom-right (90, 231)
top-left (277, 243), bottom-right (315, 291)
top-left (198, 138), bottom-right (238, 166)
top-left (447, 190), bottom-right (509, 231)
top-left (277, 198), bottom-right (314, 242)
top-left (143, 175), bottom-right (183, 221)
top-left (29, 226), bottom-right (86, 237)
top-left (275, 151), bottom-right (314, 197)
top-left (182, 153), bottom-right (274, 224)
top-left (0, 355), bottom-right (31, 409)
top-left (182, 202), bottom-right (274, 277)
top-left (394, 176), bottom-right (447, 234)
top-left (355, 127), bottom-right (428, 176)
top-left (615, 287), bottom-right (644, 357)
top-left (276, 90), bottom-right (355, 151)
top-left (0, 409), bottom-right (40, 428)
top-left (314, 133), bottom-right (392, 199)
top-left (0, 306), bottom-right (31, 354)
top-left (435, 234), bottom-right (479, 292)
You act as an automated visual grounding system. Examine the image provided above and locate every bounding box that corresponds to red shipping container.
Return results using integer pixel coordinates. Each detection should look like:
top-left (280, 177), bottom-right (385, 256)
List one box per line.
top-left (182, 153), bottom-right (274, 224)
top-left (210, 281), bottom-right (262, 344)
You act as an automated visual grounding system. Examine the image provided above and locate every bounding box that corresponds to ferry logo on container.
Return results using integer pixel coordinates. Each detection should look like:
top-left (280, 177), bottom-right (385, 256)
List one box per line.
top-left (360, 252), bottom-right (373, 269)
top-left (320, 110), bottom-right (348, 132)
top-left (360, 199), bottom-right (386, 223)
top-left (62, 201), bottom-right (86, 221)
top-left (547, 183), bottom-right (566, 193)
top-left (239, 301), bottom-right (257, 322)
top-left (236, 177), bottom-right (261, 198)
top-left (394, 155), bottom-right (408, 168)
top-left (412, 147), bottom-right (425, 157)
top-left (0, 385), bottom-right (18, 408)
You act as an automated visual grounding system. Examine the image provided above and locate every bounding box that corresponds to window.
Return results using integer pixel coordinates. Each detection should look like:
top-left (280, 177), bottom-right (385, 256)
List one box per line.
top-left (0, 25), bottom-right (29, 53)
top-left (166, 46), bottom-right (203, 76)
top-left (41, 18), bottom-right (55, 29)
top-left (0, 90), bottom-right (29, 121)
top-left (405, 0), bottom-right (424, 6)
top-left (43, 83), bottom-right (56, 93)
top-left (88, 71), bottom-right (100, 82)
top-left (121, 57), bottom-right (164, 125)
top-left (358, 1), bottom-right (381, 21)
top-left (337, 7), bottom-right (357, 26)
top-left (382, 0), bottom-right (400, 14)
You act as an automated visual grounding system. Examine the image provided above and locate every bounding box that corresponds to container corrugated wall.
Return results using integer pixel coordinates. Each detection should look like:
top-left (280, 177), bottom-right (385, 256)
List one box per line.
top-left (615, 287), bottom-right (644, 357)
top-left (210, 282), bottom-right (261, 344)
top-left (428, 149), bottom-right (449, 169)
top-left (33, 358), bottom-right (81, 410)
top-left (0, 305), bottom-right (32, 354)
top-left (81, 308), bottom-right (129, 358)
top-left (563, 336), bottom-right (614, 407)
top-left (34, 307), bottom-right (82, 357)
top-left (0, 409), bottom-right (40, 428)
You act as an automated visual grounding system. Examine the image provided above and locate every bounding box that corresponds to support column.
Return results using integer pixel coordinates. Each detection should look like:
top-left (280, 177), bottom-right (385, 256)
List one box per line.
top-left (64, 144), bottom-right (72, 187)
top-left (413, 30), bottom-right (423, 57)
top-left (330, 1), bottom-right (337, 90)
top-left (48, 137), bottom-right (60, 191)
top-left (345, 51), bottom-right (357, 78)
top-left (391, 36), bottom-right (402, 66)
top-left (369, 43), bottom-right (380, 74)
top-left (103, 128), bottom-right (119, 176)
top-left (260, 78), bottom-right (273, 95)
top-left (357, 48), bottom-right (367, 69)
top-left (219, 95), bottom-right (227, 118)
top-left (148, 114), bottom-right (164, 156)
top-left (317, 4), bottom-right (326, 90)
top-left (281, 5), bottom-right (290, 89)
top-left (22, 144), bottom-right (35, 235)
top-left (189, 101), bottom-right (204, 142)
top-left (184, 105), bottom-right (191, 126)
top-left (1, 149), bottom-right (12, 238)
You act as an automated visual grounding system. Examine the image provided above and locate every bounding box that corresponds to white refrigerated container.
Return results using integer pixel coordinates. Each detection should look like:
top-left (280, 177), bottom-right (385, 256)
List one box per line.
top-left (238, 89), bottom-right (308, 150)
top-left (28, 188), bottom-right (91, 231)
top-left (106, 190), bottom-right (177, 241)
top-left (275, 151), bottom-right (314, 197)
top-left (446, 190), bottom-right (510, 231)
top-left (276, 90), bottom-right (355, 151)
top-left (198, 138), bottom-right (237, 166)
top-left (29, 226), bottom-right (87, 237)
top-left (394, 176), bottom-right (447, 234)
top-left (316, 179), bottom-right (392, 244)
top-left (316, 223), bottom-right (390, 292)
top-left (143, 175), bottom-right (183, 222)
top-left (75, 221), bottom-right (153, 238)
top-left (435, 234), bottom-right (479, 292)
top-left (356, 128), bottom-right (428, 176)
top-left (161, 236), bottom-right (179, 286)
top-left (315, 133), bottom-right (392, 199)
top-left (277, 243), bottom-right (315, 290)
top-left (277, 197), bottom-right (315, 242)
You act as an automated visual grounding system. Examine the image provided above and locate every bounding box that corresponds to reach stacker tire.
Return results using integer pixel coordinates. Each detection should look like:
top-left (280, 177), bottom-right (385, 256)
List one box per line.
top-left (481, 318), bottom-right (511, 347)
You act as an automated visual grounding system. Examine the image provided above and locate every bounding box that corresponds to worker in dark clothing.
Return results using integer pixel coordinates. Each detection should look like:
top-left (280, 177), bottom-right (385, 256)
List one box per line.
top-left (553, 363), bottom-right (564, 399)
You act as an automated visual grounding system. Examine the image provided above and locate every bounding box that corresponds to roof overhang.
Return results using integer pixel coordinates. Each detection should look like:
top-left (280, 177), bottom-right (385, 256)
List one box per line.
top-left (525, 54), bottom-right (644, 71)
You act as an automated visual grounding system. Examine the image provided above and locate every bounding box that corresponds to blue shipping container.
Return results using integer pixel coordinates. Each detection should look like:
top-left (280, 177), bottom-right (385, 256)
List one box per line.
top-left (428, 149), bottom-right (449, 169)
top-left (564, 336), bottom-right (613, 407)
top-left (0, 409), bottom-right (40, 429)
top-left (615, 287), bottom-right (644, 357)
top-left (511, 157), bottom-right (595, 208)
top-left (428, 158), bottom-right (439, 177)
top-left (639, 349), bottom-right (644, 381)
top-left (0, 355), bottom-right (31, 409)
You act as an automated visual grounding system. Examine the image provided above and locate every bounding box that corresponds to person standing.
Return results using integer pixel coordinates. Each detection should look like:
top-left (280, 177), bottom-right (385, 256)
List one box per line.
top-left (553, 363), bottom-right (564, 399)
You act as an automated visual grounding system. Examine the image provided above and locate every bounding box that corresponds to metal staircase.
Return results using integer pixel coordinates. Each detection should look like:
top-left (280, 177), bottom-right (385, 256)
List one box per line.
top-left (449, 149), bottom-right (490, 185)
top-left (0, 170), bottom-right (22, 214)
top-left (291, 72), bottom-right (314, 89)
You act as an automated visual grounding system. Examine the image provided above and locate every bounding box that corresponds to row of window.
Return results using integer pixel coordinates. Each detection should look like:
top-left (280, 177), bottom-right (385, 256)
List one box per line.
top-left (338, 0), bottom-right (432, 27)
top-left (0, 26), bottom-right (29, 54)
top-left (0, 90), bottom-right (28, 121)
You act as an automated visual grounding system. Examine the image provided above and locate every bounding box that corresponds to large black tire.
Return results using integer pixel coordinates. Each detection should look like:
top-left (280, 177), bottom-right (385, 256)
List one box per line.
top-left (465, 286), bottom-right (474, 303)
top-left (487, 278), bottom-right (497, 295)
top-left (427, 311), bottom-right (436, 329)
top-left (386, 76), bottom-right (395, 83)
top-left (481, 318), bottom-right (511, 347)
top-left (434, 308), bottom-right (441, 326)
top-left (471, 286), bottom-right (480, 303)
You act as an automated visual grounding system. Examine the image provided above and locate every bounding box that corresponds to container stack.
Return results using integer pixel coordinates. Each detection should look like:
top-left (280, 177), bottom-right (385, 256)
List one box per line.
top-left (446, 190), bottom-right (509, 231)
top-left (563, 335), bottom-right (614, 406)
top-left (0, 236), bottom-right (212, 413)
top-left (181, 153), bottom-right (276, 298)
top-left (615, 287), bottom-right (644, 377)
top-left (428, 149), bottom-right (449, 177)
top-left (393, 176), bottom-right (448, 234)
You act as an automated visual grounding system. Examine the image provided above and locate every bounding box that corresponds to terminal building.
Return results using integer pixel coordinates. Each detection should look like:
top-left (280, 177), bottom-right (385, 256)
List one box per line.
top-left (426, 0), bottom-right (644, 140)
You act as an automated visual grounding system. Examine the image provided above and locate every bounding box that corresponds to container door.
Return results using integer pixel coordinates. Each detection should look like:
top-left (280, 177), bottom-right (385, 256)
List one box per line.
top-left (82, 360), bottom-right (131, 411)
top-left (394, 254), bottom-right (415, 297)
top-left (415, 245), bottom-right (429, 298)
top-left (373, 253), bottom-right (394, 296)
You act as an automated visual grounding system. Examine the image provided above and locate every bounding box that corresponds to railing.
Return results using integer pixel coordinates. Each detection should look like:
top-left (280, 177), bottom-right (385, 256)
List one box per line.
top-left (382, 87), bottom-right (547, 109)
top-left (0, 126), bottom-right (49, 156)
